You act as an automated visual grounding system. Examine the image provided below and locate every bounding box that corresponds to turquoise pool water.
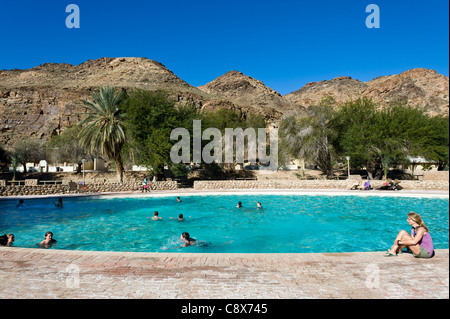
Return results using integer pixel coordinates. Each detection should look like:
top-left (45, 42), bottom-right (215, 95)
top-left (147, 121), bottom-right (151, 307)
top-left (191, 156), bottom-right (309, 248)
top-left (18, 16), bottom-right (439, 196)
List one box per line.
top-left (0, 194), bottom-right (448, 253)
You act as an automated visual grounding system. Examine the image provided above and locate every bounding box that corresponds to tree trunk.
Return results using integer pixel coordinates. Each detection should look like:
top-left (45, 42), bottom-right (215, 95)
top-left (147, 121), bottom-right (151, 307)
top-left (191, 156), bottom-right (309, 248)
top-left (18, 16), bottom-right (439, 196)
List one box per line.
top-left (367, 158), bottom-right (383, 180)
top-left (114, 153), bottom-right (124, 184)
top-left (21, 162), bottom-right (27, 174)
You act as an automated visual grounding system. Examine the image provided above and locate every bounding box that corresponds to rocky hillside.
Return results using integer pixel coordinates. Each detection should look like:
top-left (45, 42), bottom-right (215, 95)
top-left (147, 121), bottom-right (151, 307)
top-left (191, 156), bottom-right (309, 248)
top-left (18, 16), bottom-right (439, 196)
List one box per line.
top-left (0, 57), bottom-right (197, 92)
top-left (285, 76), bottom-right (367, 110)
top-left (364, 68), bottom-right (449, 116)
top-left (0, 57), bottom-right (448, 149)
top-left (0, 58), bottom-right (264, 148)
top-left (198, 71), bottom-right (300, 119)
top-left (285, 68), bottom-right (449, 116)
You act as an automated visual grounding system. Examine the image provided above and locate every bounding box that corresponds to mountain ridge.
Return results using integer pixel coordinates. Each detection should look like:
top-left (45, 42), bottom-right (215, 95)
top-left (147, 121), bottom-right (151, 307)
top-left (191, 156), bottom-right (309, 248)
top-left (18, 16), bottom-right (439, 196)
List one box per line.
top-left (0, 57), bottom-right (448, 148)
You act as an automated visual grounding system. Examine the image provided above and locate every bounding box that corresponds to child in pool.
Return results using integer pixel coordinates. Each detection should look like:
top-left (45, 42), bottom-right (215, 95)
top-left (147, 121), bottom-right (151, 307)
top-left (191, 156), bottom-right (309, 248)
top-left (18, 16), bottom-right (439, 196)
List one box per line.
top-left (39, 231), bottom-right (57, 248)
top-left (180, 232), bottom-right (196, 247)
top-left (170, 214), bottom-right (185, 221)
top-left (0, 234), bottom-right (14, 246)
top-left (151, 211), bottom-right (163, 220)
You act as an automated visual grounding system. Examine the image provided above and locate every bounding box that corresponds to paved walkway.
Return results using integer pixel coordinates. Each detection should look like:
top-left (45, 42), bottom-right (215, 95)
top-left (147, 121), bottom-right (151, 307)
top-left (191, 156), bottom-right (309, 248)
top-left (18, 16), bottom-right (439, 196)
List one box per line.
top-left (0, 247), bottom-right (448, 299)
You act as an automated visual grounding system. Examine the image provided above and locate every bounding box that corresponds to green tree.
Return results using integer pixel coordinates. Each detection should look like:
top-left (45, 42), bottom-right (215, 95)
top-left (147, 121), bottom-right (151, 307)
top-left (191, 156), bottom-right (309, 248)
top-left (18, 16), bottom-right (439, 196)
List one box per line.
top-left (122, 89), bottom-right (180, 179)
top-left (279, 97), bottom-right (336, 177)
top-left (331, 98), bottom-right (449, 179)
top-left (201, 109), bottom-right (266, 169)
top-left (12, 137), bottom-right (45, 173)
top-left (46, 126), bottom-right (94, 173)
top-left (414, 115), bottom-right (449, 170)
top-left (78, 87), bottom-right (126, 183)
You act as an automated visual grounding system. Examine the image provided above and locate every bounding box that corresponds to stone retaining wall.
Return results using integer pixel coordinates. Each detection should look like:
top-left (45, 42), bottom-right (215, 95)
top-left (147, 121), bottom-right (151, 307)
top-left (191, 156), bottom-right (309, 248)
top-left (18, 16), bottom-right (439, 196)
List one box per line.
top-left (0, 178), bottom-right (447, 197)
top-left (0, 181), bottom-right (178, 197)
top-left (193, 180), bottom-right (449, 191)
top-left (423, 171), bottom-right (449, 181)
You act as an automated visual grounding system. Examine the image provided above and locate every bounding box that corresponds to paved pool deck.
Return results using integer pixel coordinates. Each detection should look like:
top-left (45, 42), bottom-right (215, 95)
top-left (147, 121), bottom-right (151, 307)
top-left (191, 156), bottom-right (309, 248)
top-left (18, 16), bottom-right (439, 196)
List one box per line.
top-left (0, 247), bottom-right (448, 299)
top-left (0, 188), bottom-right (448, 299)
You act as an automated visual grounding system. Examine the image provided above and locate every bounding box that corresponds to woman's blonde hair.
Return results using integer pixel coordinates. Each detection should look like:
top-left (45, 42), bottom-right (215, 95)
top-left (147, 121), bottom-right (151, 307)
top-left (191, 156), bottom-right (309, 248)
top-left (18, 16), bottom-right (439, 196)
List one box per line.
top-left (407, 212), bottom-right (429, 232)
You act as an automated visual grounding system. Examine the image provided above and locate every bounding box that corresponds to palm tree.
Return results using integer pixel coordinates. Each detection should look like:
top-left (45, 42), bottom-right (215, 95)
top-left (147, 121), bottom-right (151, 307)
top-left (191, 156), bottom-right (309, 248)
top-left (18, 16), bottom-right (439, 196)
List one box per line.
top-left (78, 87), bottom-right (126, 183)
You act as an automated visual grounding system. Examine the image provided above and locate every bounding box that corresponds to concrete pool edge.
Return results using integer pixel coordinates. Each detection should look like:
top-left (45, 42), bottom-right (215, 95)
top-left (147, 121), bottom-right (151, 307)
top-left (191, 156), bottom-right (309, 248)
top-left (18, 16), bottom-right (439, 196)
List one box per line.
top-left (1, 246), bottom-right (448, 299)
top-left (1, 245), bottom-right (449, 258)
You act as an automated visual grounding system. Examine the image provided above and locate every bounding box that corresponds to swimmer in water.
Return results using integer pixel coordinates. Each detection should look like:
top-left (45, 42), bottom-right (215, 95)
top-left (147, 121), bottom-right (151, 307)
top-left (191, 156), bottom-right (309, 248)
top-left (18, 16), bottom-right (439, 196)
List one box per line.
top-left (17, 199), bottom-right (24, 208)
top-left (236, 201), bottom-right (243, 208)
top-left (0, 234), bottom-right (14, 247)
top-left (257, 202), bottom-right (263, 209)
top-left (177, 197), bottom-right (182, 202)
top-left (55, 197), bottom-right (63, 208)
top-left (151, 211), bottom-right (163, 220)
top-left (39, 231), bottom-right (57, 248)
top-left (7, 234), bottom-right (14, 246)
top-left (180, 232), bottom-right (196, 247)
top-left (171, 213), bottom-right (190, 221)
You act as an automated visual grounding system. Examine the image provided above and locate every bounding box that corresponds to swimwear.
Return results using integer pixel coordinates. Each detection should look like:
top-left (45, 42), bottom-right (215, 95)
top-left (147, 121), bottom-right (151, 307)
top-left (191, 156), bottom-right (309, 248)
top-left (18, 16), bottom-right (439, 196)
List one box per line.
top-left (412, 227), bottom-right (434, 258)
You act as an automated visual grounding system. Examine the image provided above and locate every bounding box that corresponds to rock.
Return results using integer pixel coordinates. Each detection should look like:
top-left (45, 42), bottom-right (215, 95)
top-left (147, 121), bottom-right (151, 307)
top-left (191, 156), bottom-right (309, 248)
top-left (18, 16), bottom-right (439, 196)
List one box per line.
top-left (0, 58), bottom-right (448, 149)
top-left (285, 68), bottom-right (449, 116)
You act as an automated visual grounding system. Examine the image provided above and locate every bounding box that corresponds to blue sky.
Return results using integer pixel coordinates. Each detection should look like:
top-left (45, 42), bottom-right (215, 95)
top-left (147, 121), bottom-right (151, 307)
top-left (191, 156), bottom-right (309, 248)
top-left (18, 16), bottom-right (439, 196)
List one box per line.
top-left (0, 0), bottom-right (448, 95)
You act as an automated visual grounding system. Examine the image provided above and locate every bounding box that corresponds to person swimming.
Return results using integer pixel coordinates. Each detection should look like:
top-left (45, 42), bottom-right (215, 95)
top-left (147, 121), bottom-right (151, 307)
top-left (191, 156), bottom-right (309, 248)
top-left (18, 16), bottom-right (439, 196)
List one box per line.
top-left (16, 199), bottom-right (24, 208)
top-left (170, 213), bottom-right (190, 221)
top-left (180, 232), bottom-right (196, 247)
top-left (55, 197), bottom-right (63, 208)
top-left (151, 211), bottom-right (163, 220)
top-left (39, 231), bottom-right (57, 248)
top-left (0, 234), bottom-right (14, 246)
top-left (236, 201), bottom-right (243, 208)
top-left (257, 202), bottom-right (263, 209)
top-left (177, 197), bottom-right (182, 202)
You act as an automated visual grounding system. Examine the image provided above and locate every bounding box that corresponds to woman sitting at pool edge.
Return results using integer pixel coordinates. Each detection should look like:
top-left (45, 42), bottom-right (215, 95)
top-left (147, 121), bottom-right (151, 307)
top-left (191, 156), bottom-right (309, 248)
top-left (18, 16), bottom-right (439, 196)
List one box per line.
top-left (385, 212), bottom-right (434, 258)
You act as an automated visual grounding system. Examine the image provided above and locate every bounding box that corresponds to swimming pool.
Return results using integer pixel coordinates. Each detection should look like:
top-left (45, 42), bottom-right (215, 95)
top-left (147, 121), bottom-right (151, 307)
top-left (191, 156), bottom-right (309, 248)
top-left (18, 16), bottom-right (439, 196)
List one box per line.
top-left (0, 193), bottom-right (448, 253)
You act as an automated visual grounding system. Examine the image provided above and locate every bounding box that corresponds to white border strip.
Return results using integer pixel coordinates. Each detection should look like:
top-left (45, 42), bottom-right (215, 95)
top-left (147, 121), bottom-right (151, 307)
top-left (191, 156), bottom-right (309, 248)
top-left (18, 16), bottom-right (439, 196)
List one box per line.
top-left (1, 188), bottom-right (448, 201)
top-left (96, 189), bottom-right (449, 200)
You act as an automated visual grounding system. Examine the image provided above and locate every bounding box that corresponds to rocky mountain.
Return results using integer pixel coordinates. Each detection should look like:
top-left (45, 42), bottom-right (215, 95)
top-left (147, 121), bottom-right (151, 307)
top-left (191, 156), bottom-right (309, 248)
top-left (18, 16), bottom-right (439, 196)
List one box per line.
top-left (0, 57), bottom-right (448, 149)
top-left (285, 76), bottom-right (368, 110)
top-left (1, 57), bottom-right (197, 92)
top-left (0, 58), bottom-right (257, 148)
top-left (285, 68), bottom-right (449, 116)
top-left (198, 71), bottom-right (300, 119)
top-left (364, 68), bottom-right (449, 116)
top-left (0, 58), bottom-right (194, 147)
